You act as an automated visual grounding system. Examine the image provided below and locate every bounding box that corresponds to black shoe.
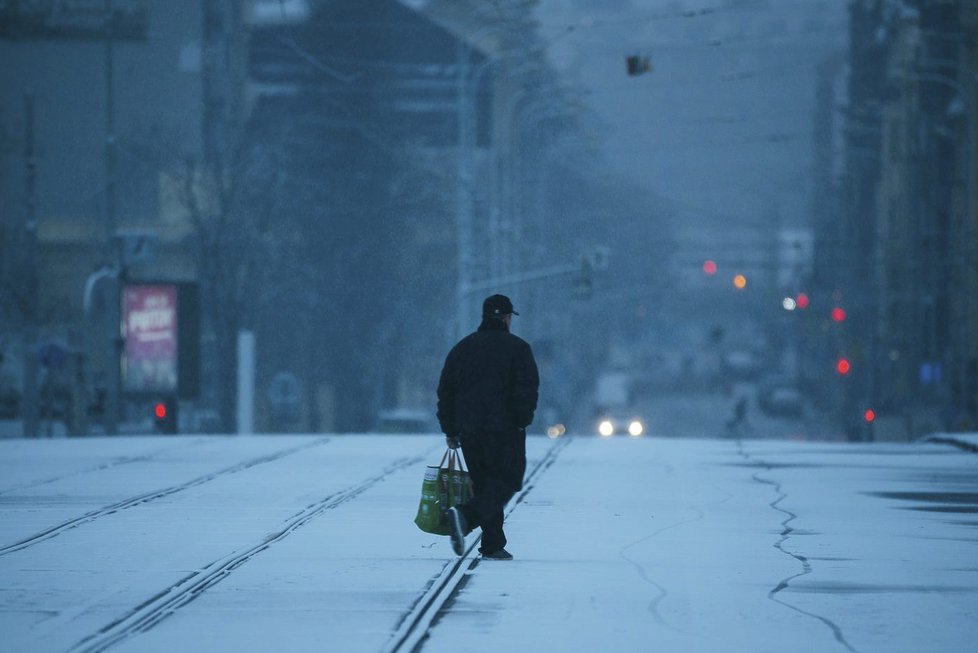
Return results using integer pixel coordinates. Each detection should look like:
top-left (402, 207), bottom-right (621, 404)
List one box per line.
top-left (481, 548), bottom-right (513, 561)
top-left (447, 506), bottom-right (467, 556)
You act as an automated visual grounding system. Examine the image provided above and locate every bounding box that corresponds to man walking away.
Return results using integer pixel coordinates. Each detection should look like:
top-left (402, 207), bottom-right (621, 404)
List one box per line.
top-left (437, 294), bottom-right (539, 560)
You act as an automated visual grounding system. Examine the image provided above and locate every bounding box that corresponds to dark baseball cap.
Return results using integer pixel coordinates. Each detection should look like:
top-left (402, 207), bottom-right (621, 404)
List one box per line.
top-left (483, 294), bottom-right (519, 316)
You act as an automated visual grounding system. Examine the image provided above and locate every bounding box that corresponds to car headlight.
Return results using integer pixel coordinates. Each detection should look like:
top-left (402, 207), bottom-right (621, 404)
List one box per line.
top-left (598, 420), bottom-right (614, 437)
top-left (547, 423), bottom-right (566, 438)
top-left (628, 420), bottom-right (644, 436)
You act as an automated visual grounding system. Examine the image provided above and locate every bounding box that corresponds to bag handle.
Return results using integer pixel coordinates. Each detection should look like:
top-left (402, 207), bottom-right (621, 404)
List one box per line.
top-left (438, 447), bottom-right (468, 473)
top-left (445, 449), bottom-right (470, 504)
top-left (453, 449), bottom-right (473, 496)
top-left (453, 449), bottom-right (468, 474)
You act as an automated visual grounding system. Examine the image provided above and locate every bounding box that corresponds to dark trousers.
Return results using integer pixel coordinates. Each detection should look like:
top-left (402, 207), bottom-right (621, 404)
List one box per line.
top-left (459, 429), bottom-right (526, 554)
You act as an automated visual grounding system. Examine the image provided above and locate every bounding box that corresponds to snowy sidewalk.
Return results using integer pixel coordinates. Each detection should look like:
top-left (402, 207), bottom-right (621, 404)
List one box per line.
top-left (924, 431), bottom-right (978, 454)
top-left (1, 434), bottom-right (976, 652)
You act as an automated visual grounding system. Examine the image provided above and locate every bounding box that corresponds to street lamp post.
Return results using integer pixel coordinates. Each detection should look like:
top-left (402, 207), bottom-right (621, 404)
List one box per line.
top-left (452, 20), bottom-right (534, 338)
top-left (22, 91), bottom-right (39, 438)
top-left (455, 39), bottom-right (476, 340)
top-left (494, 84), bottom-right (560, 277)
top-left (514, 101), bottom-right (577, 221)
top-left (454, 41), bottom-right (545, 337)
top-left (103, 0), bottom-right (121, 435)
top-left (505, 92), bottom-right (576, 276)
top-left (450, 12), bottom-right (577, 337)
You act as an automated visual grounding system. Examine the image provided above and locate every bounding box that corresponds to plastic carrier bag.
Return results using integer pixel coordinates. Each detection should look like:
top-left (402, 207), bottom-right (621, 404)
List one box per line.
top-left (414, 448), bottom-right (473, 535)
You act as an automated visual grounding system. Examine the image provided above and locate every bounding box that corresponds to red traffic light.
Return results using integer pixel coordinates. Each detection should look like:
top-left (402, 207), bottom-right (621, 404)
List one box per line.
top-left (836, 358), bottom-right (851, 375)
top-left (831, 307), bottom-right (847, 322)
top-left (864, 409), bottom-right (876, 422)
top-left (795, 293), bottom-right (810, 309)
top-left (153, 399), bottom-right (177, 434)
top-left (703, 260), bottom-right (718, 276)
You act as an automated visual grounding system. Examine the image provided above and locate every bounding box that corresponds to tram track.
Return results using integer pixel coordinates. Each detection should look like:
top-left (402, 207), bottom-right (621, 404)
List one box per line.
top-left (0, 438), bottom-right (210, 497)
top-left (69, 451), bottom-right (428, 653)
top-left (383, 435), bottom-right (573, 653)
top-left (0, 437), bottom-right (330, 557)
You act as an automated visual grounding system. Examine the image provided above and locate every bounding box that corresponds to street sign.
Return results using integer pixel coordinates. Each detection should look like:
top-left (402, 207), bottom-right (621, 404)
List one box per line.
top-left (113, 230), bottom-right (159, 267)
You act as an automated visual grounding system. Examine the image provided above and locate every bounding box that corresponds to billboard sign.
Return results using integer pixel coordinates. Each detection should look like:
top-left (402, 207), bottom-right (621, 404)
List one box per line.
top-left (122, 284), bottom-right (178, 394)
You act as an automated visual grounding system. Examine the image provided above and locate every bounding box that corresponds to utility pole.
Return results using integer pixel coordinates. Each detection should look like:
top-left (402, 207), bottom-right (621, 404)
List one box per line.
top-left (455, 39), bottom-right (474, 339)
top-left (22, 91), bottom-right (39, 438)
top-left (104, 0), bottom-right (121, 435)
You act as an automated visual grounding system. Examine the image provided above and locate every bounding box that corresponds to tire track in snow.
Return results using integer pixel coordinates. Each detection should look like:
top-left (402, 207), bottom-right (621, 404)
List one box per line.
top-left (736, 439), bottom-right (858, 653)
top-left (0, 437), bottom-right (330, 557)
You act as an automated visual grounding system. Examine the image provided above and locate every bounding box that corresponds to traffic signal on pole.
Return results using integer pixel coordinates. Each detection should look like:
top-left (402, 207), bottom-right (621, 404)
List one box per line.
top-left (153, 398), bottom-right (178, 434)
top-left (575, 256), bottom-right (593, 299)
top-left (626, 55), bottom-right (652, 76)
top-left (574, 271), bottom-right (592, 299)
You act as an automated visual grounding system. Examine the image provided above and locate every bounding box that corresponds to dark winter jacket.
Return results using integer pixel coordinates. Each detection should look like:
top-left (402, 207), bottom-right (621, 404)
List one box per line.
top-left (436, 318), bottom-right (539, 436)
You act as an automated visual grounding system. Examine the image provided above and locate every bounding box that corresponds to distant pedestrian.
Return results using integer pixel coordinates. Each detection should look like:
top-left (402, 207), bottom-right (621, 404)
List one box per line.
top-left (437, 294), bottom-right (539, 560)
top-left (725, 396), bottom-right (750, 436)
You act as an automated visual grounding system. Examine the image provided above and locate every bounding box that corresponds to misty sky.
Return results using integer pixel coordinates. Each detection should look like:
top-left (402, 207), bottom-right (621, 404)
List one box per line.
top-left (537, 0), bottom-right (848, 253)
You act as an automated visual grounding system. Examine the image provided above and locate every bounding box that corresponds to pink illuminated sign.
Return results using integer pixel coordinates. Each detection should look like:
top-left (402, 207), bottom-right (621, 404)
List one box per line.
top-left (122, 284), bottom-right (178, 394)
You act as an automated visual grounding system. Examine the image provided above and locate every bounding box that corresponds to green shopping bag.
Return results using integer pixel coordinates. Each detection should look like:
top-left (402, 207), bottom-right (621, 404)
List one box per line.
top-left (414, 448), bottom-right (473, 535)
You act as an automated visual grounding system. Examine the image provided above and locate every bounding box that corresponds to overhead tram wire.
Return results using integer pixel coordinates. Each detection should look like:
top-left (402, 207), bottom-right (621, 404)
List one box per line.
top-left (247, 10), bottom-right (510, 191)
top-left (536, 0), bottom-right (830, 30)
top-left (550, 26), bottom-right (845, 96)
top-left (537, 0), bottom-right (844, 30)
top-left (592, 132), bottom-right (809, 154)
top-left (571, 24), bottom-right (847, 58)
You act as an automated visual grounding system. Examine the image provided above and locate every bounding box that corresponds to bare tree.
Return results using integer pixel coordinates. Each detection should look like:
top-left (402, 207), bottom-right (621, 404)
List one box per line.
top-left (172, 134), bottom-right (283, 432)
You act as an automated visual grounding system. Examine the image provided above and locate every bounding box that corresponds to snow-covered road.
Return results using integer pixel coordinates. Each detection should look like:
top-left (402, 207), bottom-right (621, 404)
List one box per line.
top-left (1, 434), bottom-right (976, 652)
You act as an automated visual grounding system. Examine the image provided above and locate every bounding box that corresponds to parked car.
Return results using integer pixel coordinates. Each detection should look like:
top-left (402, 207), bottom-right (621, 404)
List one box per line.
top-left (374, 408), bottom-right (437, 434)
top-left (721, 350), bottom-right (763, 381)
top-left (756, 377), bottom-right (804, 417)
